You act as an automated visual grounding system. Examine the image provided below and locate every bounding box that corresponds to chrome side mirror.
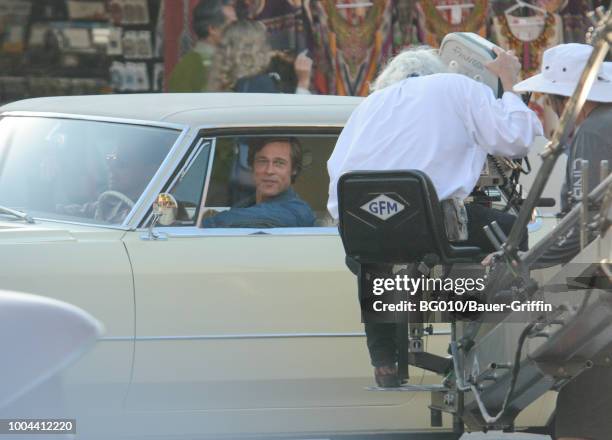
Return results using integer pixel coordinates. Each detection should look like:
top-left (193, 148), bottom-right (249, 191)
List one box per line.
top-left (145, 193), bottom-right (178, 240)
top-left (154, 193), bottom-right (178, 226)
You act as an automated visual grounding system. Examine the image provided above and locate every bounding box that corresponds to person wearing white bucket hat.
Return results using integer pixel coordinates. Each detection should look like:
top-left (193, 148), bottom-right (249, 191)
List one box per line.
top-left (515, 43), bottom-right (612, 440)
top-left (514, 43), bottom-right (612, 103)
top-left (515, 43), bottom-right (612, 212)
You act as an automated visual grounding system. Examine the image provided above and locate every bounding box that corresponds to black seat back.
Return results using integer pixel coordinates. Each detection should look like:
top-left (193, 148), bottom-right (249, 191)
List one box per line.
top-left (338, 170), bottom-right (479, 265)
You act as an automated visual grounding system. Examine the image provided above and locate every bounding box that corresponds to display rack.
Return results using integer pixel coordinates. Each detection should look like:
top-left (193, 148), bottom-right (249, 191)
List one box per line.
top-left (0, 0), bottom-right (162, 104)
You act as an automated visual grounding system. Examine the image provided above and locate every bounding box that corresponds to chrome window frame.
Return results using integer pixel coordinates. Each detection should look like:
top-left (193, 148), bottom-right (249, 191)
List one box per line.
top-left (140, 225), bottom-right (339, 239)
top-left (154, 137), bottom-right (215, 228)
top-left (196, 137), bottom-right (217, 227)
top-left (0, 111), bottom-right (190, 230)
top-left (145, 125), bottom-right (343, 236)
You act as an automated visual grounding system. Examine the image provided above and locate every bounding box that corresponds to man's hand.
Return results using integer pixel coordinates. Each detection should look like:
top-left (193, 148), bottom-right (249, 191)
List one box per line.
top-left (485, 47), bottom-right (522, 94)
top-left (481, 251), bottom-right (500, 267)
top-left (200, 208), bottom-right (219, 226)
top-left (481, 250), bottom-right (522, 267)
top-left (294, 50), bottom-right (313, 91)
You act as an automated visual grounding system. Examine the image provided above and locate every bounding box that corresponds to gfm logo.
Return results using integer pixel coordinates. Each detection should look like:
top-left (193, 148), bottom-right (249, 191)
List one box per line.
top-left (360, 194), bottom-right (405, 220)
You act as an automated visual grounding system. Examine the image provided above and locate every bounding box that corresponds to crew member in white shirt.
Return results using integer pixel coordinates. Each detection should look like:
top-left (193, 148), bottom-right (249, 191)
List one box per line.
top-left (327, 45), bottom-right (543, 387)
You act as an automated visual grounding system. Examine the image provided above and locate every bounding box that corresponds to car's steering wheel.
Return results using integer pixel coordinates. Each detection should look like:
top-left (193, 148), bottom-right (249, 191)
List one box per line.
top-left (94, 190), bottom-right (135, 222)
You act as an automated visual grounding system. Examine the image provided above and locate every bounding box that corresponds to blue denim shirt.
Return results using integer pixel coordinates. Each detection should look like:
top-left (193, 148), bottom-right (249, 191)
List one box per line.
top-left (202, 188), bottom-right (315, 228)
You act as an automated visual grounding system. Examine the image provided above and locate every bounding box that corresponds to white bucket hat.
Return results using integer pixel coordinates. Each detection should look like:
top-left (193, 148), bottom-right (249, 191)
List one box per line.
top-left (514, 43), bottom-right (612, 103)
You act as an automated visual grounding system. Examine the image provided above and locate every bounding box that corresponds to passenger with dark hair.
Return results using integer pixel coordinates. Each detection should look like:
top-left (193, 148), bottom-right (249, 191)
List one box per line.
top-left (167, 0), bottom-right (236, 92)
top-left (201, 138), bottom-right (315, 228)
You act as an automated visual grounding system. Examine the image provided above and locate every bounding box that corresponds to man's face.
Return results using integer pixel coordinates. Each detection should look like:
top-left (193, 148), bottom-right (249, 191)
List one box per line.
top-left (107, 148), bottom-right (154, 199)
top-left (222, 1), bottom-right (237, 23)
top-left (252, 141), bottom-right (293, 203)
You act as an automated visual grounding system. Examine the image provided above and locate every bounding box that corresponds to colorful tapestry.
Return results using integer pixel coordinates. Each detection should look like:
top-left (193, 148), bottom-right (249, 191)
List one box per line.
top-left (394, 0), bottom-right (420, 48)
top-left (305, 0), bottom-right (394, 96)
top-left (492, 12), bottom-right (562, 78)
top-left (535, 0), bottom-right (567, 12)
top-left (416, 0), bottom-right (489, 48)
top-left (492, 11), bottom-right (563, 136)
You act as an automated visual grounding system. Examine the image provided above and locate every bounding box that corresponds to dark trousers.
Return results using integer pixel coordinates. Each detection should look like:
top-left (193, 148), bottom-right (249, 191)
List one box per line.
top-left (363, 204), bottom-right (528, 367)
top-left (464, 203), bottom-right (528, 253)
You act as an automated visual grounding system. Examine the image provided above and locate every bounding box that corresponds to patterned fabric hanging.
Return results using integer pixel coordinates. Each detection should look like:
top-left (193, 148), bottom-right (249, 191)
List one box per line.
top-left (535, 0), bottom-right (567, 12)
top-left (394, 0), bottom-right (420, 49)
top-left (493, 12), bottom-right (562, 77)
top-left (416, 0), bottom-right (489, 48)
top-left (305, 0), bottom-right (394, 96)
top-left (492, 10), bottom-right (563, 136)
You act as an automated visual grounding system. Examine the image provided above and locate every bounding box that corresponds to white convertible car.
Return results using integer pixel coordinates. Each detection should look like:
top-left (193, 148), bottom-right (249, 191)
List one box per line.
top-left (0, 93), bottom-right (554, 439)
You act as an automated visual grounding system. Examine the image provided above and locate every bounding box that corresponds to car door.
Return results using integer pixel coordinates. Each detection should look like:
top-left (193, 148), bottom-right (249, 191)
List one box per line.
top-left (121, 130), bottom-right (442, 437)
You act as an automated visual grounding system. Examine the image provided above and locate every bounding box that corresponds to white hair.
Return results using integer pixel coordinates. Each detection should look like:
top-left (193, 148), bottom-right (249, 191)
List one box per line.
top-left (370, 46), bottom-right (448, 92)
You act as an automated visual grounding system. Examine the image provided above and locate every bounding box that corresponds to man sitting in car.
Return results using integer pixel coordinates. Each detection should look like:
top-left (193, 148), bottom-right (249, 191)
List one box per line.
top-left (56, 142), bottom-right (168, 224)
top-left (201, 137), bottom-right (315, 228)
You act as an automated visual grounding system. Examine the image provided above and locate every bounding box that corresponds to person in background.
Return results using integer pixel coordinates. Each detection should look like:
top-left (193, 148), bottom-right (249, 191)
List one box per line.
top-left (208, 16), bottom-right (312, 94)
top-left (327, 45), bottom-right (542, 388)
top-left (514, 42), bottom-right (612, 440)
top-left (167, 0), bottom-right (236, 92)
top-left (56, 143), bottom-right (168, 224)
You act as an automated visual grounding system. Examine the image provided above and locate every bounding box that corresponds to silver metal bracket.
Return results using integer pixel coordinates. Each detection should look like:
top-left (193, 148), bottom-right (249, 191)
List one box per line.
top-left (140, 230), bottom-right (168, 241)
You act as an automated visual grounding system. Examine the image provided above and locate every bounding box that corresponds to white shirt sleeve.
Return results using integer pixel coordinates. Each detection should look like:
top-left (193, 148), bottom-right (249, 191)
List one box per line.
top-left (456, 77), bottom-right (544, 158)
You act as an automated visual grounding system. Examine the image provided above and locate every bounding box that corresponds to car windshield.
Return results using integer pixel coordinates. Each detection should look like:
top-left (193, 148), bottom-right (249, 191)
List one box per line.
top-left (0, 116), bottom-right (180, 226)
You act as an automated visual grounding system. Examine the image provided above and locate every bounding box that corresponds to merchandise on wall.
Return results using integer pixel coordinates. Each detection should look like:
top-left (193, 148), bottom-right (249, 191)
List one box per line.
top-left (0, 0), bottom-right (162, 104)
top-left (1, 0), bottom-right (605, 102)
top-left (156, 0), bottom-right (610, 97)
top-left (106, 0), bottom-right (162, 93)
top-left (0, 0), bottom-right (111, 103)
top-left (0, 0), bottom-right (32, 54)
top-left (66, 0), bottom-right (107, 20)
